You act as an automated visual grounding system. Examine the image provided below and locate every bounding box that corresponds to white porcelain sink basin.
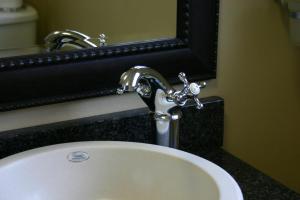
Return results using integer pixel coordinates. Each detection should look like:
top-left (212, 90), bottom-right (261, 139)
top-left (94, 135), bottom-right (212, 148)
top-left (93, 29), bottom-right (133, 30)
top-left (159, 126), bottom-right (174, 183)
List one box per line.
top-left (0, 142), bottom-right (243, 200)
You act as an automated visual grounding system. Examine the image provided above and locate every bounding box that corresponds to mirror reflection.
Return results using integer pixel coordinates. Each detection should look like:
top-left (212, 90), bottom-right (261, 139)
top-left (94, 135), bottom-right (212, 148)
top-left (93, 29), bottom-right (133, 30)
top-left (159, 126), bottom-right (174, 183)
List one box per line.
top-left (0, 0), bottom-right (177, 58)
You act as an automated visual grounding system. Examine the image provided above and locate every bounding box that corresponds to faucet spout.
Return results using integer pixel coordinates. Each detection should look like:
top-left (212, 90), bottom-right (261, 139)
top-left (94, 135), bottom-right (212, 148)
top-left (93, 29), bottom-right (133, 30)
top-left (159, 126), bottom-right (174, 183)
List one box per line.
top-left (44, 30), bottom-right (106, 52)
top-left (119, 66), bottom-right (175, 111)
top-left (119, 66), bottom-right (174, 95)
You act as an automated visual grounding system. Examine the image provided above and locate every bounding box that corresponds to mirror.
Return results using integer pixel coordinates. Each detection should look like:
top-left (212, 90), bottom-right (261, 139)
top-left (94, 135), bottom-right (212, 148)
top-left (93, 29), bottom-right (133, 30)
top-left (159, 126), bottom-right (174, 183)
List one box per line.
top-left (0, 0), bottom-right (177, 58)
top-left (0, 0), bottom-right (220, 112)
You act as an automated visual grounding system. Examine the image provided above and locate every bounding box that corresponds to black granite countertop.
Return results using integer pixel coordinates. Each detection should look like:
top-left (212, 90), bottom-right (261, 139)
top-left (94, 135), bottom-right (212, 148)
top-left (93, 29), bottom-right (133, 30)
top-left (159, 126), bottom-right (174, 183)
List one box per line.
top-left (0, 96), bottom-right (299, 200)
top-left (196, 149), bottom-right (300, 200)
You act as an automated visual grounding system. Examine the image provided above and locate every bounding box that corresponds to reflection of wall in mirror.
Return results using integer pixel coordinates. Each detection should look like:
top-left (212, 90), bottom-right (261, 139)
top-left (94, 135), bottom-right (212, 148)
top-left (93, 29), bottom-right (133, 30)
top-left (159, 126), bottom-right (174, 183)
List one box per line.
top-left (24, 0), bottom-right (177, 45)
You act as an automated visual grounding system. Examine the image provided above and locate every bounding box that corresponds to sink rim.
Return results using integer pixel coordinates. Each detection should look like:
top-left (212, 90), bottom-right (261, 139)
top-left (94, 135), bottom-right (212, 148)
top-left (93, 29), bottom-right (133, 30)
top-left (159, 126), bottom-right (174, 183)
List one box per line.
top-left (0, 141), bottom-right (243, 200)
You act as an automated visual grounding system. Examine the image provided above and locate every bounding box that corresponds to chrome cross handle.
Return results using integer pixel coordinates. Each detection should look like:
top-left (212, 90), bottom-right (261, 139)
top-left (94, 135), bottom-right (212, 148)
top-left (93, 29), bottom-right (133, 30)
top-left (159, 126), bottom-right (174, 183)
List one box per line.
top-left (174, 72), bottom-right (206, 109)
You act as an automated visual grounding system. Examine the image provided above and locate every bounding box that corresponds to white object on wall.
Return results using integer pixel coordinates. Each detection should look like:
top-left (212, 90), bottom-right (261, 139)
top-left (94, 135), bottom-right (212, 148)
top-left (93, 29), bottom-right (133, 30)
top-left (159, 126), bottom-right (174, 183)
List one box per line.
top-left (0, 1), bottom-right (38, 57)
top-left (278, 0), bottom-right (300, 46)
top-left (288, 1), bottom-right (300, 45)
top-left (0, 0), bottom-right (23, 9)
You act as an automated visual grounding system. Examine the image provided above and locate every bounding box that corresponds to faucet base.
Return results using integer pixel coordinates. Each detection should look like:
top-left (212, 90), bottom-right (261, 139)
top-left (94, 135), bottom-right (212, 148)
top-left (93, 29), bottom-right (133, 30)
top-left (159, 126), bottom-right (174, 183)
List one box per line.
top-left (154, 108), bottom-right (182, 148)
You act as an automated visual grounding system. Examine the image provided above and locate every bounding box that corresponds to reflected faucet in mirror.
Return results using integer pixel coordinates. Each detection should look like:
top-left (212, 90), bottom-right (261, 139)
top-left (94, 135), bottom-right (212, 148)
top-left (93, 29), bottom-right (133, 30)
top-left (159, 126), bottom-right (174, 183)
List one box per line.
top-left (0, 1), bottom-right (176, 58)
top-left (118, 66), bottom-right (206, 149)
top-left (44, 30), bottom-right (107, 52)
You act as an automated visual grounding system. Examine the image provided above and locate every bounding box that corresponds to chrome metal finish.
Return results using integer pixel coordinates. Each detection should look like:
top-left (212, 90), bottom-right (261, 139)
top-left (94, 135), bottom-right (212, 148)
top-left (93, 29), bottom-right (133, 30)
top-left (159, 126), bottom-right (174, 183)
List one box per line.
top-left (67, 151), bottom-right (89, 163)
top-left (174, 72), bottom-right (206, 109)
top-left (118, 66), bottom-right (174, 97)
top-left (118, 66), bottom-right (206, 148)
top-left (167, 108), bottom-right (182, 148)
top-left (98, 34), bottom-right (107, 47)
top-left (45, 30), bottom-right (107, 52)
top-left (118, 66), bottom-right (175, 111)
top-left (154, 113), bottom-right (171, 121)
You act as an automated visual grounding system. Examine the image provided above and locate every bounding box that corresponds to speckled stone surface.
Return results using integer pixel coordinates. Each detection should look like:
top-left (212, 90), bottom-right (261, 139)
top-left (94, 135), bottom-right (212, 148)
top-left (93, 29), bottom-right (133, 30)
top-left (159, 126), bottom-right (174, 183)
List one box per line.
top-left (0, 96), bottom-right (223, 159)
top-left (201, 149), bottom-right (300, 200)
top-left (179, 97), bottom-right (223, 153)
top-left (0, 108), bottom-right (155, 159)
top-left (0, 96), bottom-right (299, 199)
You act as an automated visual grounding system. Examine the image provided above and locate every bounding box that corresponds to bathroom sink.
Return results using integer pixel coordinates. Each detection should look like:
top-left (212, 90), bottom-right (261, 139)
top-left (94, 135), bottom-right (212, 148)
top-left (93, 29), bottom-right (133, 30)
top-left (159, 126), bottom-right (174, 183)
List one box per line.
top-left (0, 142), bottom-right (243, 200)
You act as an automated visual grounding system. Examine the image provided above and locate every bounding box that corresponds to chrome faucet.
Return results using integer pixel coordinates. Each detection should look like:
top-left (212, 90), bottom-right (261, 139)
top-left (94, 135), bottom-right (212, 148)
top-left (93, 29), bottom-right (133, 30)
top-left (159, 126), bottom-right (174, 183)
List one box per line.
top-left (118, 66), bottom-right (206, 148)
top-left (44, 30), bottom-right (106, 52)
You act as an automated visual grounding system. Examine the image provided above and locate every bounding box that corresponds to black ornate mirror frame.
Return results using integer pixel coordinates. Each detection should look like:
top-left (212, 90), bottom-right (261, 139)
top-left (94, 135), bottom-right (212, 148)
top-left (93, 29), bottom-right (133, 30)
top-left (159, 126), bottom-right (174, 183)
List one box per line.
top-left (0, 0), bottom-right (219, 111)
